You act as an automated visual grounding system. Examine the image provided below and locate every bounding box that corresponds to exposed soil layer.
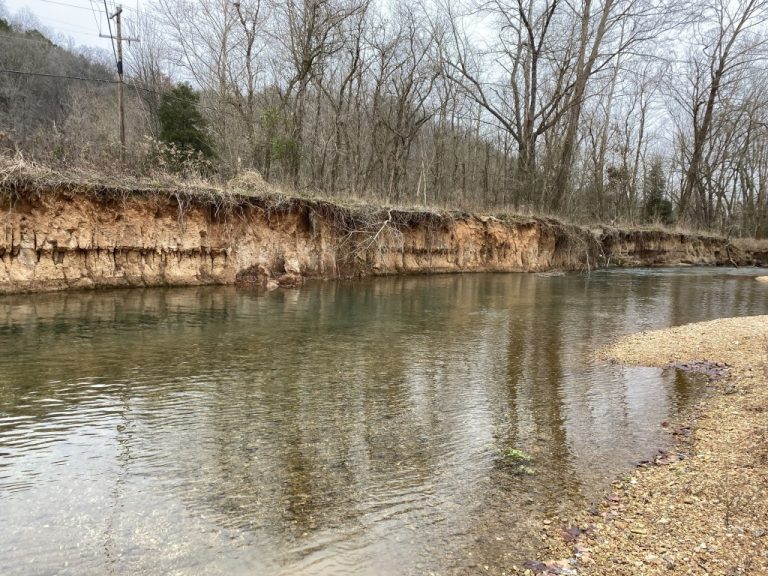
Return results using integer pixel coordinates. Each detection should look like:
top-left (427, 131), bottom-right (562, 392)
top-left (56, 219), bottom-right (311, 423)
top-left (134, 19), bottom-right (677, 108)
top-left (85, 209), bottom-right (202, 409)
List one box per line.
top-left (0, 181), bottom-right (764, 293)
top-left (520, 316), bottom-right (768, 576)
top-left (600, 228), bottom-right (767, 267)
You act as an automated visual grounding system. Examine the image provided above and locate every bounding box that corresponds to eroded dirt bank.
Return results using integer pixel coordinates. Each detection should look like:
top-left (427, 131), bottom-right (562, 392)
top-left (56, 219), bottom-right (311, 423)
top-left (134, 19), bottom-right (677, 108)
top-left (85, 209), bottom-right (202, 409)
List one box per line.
top-left (0, 183), bottom-right (764, 294)
top-left (520, 316), bottom-right (768, 576)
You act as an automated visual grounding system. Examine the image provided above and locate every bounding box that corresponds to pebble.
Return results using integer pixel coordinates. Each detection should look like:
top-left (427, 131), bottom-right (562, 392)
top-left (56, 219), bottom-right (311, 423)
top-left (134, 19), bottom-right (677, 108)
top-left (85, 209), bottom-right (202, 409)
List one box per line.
top-left (531, 316), bottom-right (768, 576)
top-left (644, 553), bottom-right (661, 564)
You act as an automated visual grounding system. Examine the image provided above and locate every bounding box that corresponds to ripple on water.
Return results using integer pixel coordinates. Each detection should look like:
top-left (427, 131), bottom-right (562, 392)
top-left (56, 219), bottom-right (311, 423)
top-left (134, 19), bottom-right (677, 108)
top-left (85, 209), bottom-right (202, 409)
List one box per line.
top-left (1, 271), bottom-right (767, 574)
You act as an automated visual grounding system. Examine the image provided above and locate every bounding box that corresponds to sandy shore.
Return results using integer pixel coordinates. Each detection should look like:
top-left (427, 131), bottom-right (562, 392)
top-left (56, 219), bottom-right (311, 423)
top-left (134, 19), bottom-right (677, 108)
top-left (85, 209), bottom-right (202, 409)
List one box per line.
top-left (518, 315), bottom-right (768, 575)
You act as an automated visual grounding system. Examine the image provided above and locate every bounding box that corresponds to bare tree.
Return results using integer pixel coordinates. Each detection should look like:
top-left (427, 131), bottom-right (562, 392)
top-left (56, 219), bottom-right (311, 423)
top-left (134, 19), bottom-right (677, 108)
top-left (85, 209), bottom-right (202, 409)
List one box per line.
top-left (551, 0), bottom-right (680, 210)
top-left (675, 0), bottom-right (768, 226)
top-left (126, 9), bottom-right (172, 138)
top-left (272, 0), bottom-right (365, 185)
top-left (3, 0), bottom-right (768, 236)
top-left (441, 0), bottom-right (581, 208)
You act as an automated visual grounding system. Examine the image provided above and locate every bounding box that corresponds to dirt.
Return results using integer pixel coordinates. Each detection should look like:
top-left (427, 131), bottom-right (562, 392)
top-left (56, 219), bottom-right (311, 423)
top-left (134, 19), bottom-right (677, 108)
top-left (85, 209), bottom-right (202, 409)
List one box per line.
top-left (0, 187), bottom-right (598, 293)
top-left (516, 315), bottom-right (768, 576)
top-left (0, 183), bottom-right (762, 294)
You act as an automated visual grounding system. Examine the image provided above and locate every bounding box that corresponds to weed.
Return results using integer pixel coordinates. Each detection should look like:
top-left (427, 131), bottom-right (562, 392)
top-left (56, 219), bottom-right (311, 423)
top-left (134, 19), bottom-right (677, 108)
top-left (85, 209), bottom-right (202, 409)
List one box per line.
top-left (490, 444), bottom-right (536, 474)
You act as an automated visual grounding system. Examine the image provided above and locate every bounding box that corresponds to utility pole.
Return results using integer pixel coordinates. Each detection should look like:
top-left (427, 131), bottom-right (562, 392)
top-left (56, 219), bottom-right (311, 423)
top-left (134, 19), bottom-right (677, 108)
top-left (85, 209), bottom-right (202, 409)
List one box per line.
top-left (100, 5), bottom-right (138, 164)
top-left (115, 6), bottom-right (125, 161)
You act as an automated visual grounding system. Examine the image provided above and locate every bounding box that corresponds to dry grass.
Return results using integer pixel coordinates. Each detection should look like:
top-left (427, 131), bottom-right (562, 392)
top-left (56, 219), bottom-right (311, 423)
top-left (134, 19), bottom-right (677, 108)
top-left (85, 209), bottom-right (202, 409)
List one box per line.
top-left (0, 151), bottom-right (566, 234)
top-left (3, 149), bottom-right (767, 249)
top-left (0, 152), bottom-right (466, 262)
top-left (587, 212), bottom-right (753, 243)
top-left (0, 151), bottom-right (450, 215)
top-left (733, 237), bottom-right (768, 253)
top-left (0, 150), bottom-right (225, 201)
top-left (1, 152), bottom-right (764, 270)
top-left (599, 222), bottom-right (729, 244)
top-left (0, 151), bottom-right (759, 232)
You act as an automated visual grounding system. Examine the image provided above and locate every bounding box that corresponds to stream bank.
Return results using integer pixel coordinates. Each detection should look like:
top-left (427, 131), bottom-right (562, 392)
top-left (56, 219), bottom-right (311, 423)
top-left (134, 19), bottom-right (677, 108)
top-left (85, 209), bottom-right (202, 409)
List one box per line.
top-left (1, 181), bottom-right (766, 294)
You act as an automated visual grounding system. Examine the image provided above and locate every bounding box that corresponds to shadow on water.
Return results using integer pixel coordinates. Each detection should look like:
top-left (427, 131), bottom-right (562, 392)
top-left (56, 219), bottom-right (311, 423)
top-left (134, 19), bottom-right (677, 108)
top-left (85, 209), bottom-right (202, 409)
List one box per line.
top-left (0, 268), bottom-right (766, 575)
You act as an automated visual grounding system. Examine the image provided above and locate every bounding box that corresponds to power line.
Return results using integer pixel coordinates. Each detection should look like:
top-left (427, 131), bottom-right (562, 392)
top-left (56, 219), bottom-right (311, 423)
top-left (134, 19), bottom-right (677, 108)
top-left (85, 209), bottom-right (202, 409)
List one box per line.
top-left (37, 0), bottom-right (100, 13)
top-left (43, 25), bottom-right (104, 38)
top-left (102, 0), bottom-right (119, 69)
top-left (88, 0), bottom-right (104, 35)
top-left (38, 0), bottom-right (136, 11)
top-left (7, 18), bottom-right (104, 38)
top-left (29, 14), bottom-right (105, 35)
top-left (40, 0), bottom-right (135, 12)
top-left (0, 68), bottom-right (116, 84)
top-left (0, 33), bottom-right (61, 47)
top-left (0, 69), bottom-right (221, 115)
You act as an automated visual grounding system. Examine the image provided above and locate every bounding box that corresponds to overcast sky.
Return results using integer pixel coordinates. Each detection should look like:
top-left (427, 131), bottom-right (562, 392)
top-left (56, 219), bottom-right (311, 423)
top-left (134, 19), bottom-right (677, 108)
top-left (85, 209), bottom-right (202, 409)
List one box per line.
top-left (1, 0), bottom-right (143, 53)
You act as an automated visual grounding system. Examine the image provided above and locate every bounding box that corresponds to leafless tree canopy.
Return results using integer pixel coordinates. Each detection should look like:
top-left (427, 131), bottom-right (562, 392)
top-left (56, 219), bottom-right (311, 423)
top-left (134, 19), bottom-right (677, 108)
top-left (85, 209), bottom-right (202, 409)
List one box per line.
top-left (1, 0), bottom-right (767, 236)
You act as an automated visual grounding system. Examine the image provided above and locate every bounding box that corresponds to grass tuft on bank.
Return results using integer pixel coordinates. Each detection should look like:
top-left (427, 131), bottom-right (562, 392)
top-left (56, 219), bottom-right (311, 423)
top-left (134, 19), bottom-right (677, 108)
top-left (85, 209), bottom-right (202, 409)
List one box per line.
top-left (0, 151), bottom-right (596, 248)
top-left (1, 151), bottom-right (765, 270)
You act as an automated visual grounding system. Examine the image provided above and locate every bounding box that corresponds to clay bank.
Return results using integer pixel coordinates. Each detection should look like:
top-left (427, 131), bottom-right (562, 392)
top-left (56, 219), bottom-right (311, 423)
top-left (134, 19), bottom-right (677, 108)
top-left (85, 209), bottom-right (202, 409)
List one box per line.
top-left (1, 179), bottom-right (766, 294)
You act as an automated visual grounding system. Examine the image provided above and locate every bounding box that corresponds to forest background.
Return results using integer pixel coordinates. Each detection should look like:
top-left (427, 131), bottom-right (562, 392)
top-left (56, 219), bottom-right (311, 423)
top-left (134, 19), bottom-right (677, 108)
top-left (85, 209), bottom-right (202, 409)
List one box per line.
top-left (1, 0), bottom-right (767, 237)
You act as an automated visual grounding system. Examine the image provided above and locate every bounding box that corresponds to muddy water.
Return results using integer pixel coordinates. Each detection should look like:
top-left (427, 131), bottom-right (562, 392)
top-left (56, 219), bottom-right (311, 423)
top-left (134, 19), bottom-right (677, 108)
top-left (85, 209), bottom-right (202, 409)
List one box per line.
top-left (1, 268), bottom-right (766, 575)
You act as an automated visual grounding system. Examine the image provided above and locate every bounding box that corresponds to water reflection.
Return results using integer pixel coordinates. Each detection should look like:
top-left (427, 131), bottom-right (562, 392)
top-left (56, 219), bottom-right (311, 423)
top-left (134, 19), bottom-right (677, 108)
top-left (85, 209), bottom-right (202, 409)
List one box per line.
top-left (0, 269), bottom-right (766, 575)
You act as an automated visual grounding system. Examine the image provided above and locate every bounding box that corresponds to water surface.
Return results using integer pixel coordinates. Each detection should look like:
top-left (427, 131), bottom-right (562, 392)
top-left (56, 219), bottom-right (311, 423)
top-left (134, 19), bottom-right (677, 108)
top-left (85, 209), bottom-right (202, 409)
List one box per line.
top-left (1, 268), bottom-right (766, 575)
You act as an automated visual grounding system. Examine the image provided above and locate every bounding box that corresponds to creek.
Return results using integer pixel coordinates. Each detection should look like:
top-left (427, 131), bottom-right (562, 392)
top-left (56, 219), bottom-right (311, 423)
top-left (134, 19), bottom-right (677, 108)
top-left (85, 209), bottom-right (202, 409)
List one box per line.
top-left (1, 268), bottom-right (766, 575)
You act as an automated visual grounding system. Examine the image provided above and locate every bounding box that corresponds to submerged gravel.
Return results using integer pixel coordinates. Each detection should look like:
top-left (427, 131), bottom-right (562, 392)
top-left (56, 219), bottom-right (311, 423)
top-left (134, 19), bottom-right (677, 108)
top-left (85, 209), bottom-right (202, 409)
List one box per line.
top-left (517, 315), bottom-right (768, 575)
